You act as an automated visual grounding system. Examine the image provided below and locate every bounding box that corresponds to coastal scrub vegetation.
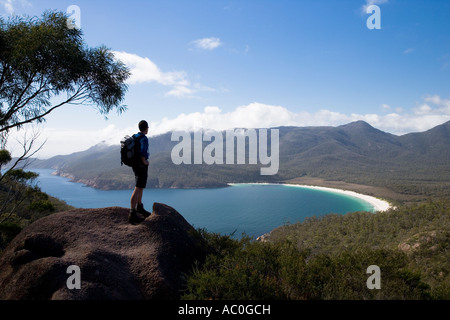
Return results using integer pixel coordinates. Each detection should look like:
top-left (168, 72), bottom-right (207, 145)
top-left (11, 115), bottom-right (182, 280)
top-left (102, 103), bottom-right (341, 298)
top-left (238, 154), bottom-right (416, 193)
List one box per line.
top-left (182, 199), bottom-right (449, 300)
top-left (0, 176), bottom-right (72, 253)
top-left (0, 150), bottom-right (73, 253)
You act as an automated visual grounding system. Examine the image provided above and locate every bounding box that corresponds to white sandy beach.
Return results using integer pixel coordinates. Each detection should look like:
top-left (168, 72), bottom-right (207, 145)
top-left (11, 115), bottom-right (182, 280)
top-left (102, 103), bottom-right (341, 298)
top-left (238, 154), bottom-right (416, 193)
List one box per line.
top-left (229, 183), bottom-right (393, 212)
top-left (283, 184), bottom-right (392, 212)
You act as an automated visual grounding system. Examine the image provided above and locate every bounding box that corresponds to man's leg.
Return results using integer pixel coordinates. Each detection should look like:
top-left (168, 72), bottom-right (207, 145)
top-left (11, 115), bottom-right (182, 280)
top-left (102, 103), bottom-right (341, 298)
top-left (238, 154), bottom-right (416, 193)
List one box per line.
top-left (136, 187), bottom-right (144, 205)
top-left (136, 188), bottom-right (151, 217)
top-left (129, 187), bottom-right (145, 224)
top-left (130, 187), bottom-right (142, 210)
top-left (135, 165), bottom-right (151, 217)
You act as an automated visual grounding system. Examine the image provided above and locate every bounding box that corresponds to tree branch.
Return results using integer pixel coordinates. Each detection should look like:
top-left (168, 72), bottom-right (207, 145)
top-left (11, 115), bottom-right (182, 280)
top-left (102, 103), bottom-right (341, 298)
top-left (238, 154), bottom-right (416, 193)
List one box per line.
top-left (0, 62), bottom-right (12, 92)
top-left (0, 72), bottom-right (43, 125)
top-left (0, 85), bottom-right (86, 133)
top-left (0, 130), bottom-right (46, 183)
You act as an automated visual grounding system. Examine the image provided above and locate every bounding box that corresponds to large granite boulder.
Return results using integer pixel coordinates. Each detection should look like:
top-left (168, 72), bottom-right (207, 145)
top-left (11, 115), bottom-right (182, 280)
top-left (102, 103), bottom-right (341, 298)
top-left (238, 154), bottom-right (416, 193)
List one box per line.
top-left (0, 203), bottom-right (207, 300)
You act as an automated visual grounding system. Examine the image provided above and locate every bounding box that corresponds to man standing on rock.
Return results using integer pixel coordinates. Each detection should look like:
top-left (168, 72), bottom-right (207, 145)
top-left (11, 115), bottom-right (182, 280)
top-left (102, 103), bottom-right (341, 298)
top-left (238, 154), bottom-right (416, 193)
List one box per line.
top-left (129, 120), bottom-right (151, 224)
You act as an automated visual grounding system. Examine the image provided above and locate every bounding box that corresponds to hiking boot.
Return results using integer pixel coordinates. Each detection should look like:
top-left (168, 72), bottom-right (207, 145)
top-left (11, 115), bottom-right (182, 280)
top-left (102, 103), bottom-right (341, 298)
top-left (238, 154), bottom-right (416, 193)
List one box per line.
top-left (128, 209), bottom-right (145, 224)
top-left (137, 203), bottom-right (151, 218)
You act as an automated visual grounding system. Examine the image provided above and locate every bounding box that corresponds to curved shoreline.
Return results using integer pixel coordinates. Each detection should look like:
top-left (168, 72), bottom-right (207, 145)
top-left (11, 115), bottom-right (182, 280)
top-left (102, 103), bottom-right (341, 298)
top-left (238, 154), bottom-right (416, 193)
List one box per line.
top-left (229, 183), bottom-right (393, 212)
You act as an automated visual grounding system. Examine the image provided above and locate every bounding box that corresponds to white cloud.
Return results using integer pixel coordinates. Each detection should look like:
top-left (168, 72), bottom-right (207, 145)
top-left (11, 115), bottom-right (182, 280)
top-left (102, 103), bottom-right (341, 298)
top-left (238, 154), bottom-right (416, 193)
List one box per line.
top-left (7, 96), bottom-right (450, 158)
top-left (365, 0), bottom-right (389, 6)
top-left (0, 0), bottom-right (31, 15)
top-left (166, 85), bottom-right (193, 98)
top-left (144, 97), bottom-right (450, 137)
top-left (5, 123), bottom-right (130, 159)
top-left (414, 104), bottom-right (432, 115)
top-left (424, 94), bottom-right (450, 106)
top-left (191, 37), bottom-right (223, 50)
top-left (361, 0), bottom-right (388, 13)
top-left (113, 51), bottom-right (214, 98)
top-left (112, 51), bottom-right (189, 87)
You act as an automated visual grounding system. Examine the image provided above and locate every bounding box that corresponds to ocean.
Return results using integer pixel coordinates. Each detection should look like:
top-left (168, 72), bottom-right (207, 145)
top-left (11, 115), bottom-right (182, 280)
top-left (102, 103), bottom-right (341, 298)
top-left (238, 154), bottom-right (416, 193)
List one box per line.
top-left (34, 169), bottom-right (374, 238)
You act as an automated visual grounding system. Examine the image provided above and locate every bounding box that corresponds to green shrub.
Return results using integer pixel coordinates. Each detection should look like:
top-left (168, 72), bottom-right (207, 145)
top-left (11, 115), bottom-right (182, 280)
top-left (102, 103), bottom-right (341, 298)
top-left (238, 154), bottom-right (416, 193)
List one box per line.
top-left (183, 234), bottom-right (287, 300)
top-left (0, 222), bottom-right (22, 252)
top-left (182, 231), bottom-right (432, 300)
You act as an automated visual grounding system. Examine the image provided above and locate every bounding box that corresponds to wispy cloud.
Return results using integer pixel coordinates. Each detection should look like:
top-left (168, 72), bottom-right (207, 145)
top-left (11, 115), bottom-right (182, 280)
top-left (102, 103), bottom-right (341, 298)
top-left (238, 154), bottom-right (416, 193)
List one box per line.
top-left (112, 51), bottom-right (214, 98)
top-left (112, 51), bottom-right (188, 87)
top-left (191, 37), bottom-right (223, 50)
top-left (361, 0), bottom-right (388, 13)
top-left (0, 0), bottom-right (31, 15)
top-left (143, 96), bottom-right (450, 137)
top-left (439, 53), bottom-right (450, 71)
top-left (403, 48), bottom-right (415, 55)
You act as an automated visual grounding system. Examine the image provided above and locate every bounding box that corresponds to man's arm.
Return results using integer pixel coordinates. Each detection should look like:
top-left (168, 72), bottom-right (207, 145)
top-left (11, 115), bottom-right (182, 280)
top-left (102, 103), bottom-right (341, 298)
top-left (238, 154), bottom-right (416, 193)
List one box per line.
top-left (140, 136), bottom-right (149, 165)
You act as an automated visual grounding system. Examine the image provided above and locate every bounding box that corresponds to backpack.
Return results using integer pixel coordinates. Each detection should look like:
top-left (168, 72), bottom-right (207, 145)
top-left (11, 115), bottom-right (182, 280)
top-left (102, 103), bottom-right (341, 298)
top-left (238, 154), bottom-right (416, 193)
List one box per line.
top-left (120, 134), bottom-right (143, 167)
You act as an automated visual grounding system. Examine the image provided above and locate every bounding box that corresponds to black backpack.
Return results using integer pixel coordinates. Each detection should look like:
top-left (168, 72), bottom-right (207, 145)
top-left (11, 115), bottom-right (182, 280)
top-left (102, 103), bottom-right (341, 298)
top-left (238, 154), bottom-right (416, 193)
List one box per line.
top-left (120, 134), bottom-right (144, 167)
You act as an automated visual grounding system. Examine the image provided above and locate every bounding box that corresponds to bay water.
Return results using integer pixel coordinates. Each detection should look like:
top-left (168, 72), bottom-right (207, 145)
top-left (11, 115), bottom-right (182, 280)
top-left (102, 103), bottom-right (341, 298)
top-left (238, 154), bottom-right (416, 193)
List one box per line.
top-left (34, 169), bottom-right (374, 238)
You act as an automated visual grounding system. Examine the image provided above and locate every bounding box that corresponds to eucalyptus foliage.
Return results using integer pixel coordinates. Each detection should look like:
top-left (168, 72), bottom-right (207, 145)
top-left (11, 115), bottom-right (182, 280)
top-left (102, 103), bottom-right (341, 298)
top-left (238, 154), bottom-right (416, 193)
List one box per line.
top-left (0, 11), bottom-right (130, 135)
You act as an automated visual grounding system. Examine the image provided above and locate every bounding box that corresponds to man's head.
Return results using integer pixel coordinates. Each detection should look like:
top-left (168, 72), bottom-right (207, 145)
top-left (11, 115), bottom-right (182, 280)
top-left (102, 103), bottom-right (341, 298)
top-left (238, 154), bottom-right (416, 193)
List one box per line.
top-left (139, 120), bottom-right (149, 133)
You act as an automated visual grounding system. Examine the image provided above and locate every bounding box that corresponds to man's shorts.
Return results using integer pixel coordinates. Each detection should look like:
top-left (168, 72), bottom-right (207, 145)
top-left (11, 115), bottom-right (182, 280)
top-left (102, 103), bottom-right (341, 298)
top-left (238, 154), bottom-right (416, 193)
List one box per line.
top-left (132, 164), bottom-right (148, 189)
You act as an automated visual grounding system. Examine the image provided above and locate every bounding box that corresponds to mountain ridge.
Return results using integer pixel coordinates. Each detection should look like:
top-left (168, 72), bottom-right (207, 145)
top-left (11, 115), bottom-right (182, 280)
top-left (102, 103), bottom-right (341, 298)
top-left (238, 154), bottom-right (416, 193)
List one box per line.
top-left (26, 120), bottom-right (450, 199)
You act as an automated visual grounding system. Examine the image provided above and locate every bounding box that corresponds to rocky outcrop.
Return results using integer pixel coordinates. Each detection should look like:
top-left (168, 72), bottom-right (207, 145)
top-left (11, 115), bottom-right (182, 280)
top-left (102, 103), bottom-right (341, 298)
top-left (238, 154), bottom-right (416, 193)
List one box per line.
top-left (0, 203), bottom-right (207, 300)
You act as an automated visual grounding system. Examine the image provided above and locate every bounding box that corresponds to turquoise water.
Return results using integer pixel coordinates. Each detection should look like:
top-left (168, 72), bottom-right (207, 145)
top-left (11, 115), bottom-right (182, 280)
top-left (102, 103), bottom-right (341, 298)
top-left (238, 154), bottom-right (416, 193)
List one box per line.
top-left (34, 169), bottom-right (374, 237)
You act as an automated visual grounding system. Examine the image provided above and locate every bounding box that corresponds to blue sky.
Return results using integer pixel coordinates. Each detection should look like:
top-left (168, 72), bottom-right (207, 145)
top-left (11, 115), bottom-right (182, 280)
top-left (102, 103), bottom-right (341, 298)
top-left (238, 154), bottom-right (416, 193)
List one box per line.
top-left (2, 0), bottom-right (450, 157)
